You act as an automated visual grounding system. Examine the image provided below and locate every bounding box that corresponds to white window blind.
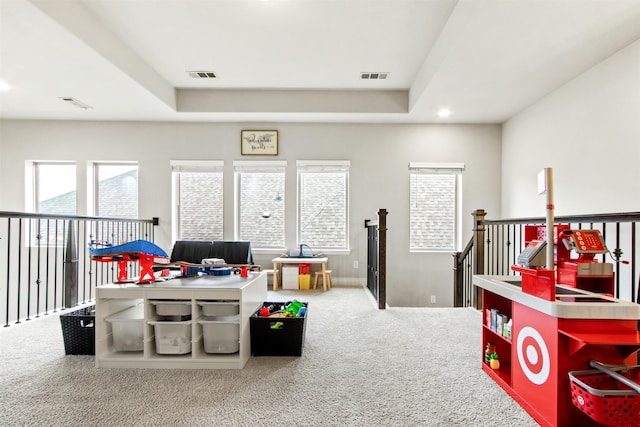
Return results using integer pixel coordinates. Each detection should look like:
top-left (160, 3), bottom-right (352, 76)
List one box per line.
top-left (234, 161), bottom-right (287, 250)
top-left (409, 162), bottom-right (464, 252)
top-left (171, 160), bottom-right (224, 241)
top-left (297, 160), bottom-right (349, 251)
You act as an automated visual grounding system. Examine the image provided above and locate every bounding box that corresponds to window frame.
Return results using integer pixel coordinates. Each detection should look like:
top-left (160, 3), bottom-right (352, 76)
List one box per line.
top-left (296, 160), bottom-right (350, 254)
top-left (408, 162), bottom-right (464, 253)
top-left (25, 160), bottom-right (77, 247)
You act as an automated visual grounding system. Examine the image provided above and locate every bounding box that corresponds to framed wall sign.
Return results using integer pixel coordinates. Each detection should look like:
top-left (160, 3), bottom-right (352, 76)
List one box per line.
top-left (241, 130), bottom-right (279, 155)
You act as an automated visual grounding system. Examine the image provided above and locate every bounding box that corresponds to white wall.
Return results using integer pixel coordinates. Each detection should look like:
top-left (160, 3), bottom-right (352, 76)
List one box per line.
top-left (502, 39), bottom-right (640, 218)
top-left (0, 121), bottom-right (501, 307)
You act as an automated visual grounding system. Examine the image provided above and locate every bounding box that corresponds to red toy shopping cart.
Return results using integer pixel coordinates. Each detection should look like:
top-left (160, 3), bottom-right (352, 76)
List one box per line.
top-left (569, 361), bottom-right (640, 427)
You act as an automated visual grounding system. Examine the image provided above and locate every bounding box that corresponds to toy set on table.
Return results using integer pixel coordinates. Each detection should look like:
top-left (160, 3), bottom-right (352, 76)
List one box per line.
top-left (89, 239), bottom-right (169, 284)
top-left (181, 262), bottom-right (255, 278)
top-left (90, 240), bottom-right (259, 284)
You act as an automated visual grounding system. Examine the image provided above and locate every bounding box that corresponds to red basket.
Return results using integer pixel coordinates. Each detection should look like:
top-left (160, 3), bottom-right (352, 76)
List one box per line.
top-left (569, 367), bottom-right (640, 427)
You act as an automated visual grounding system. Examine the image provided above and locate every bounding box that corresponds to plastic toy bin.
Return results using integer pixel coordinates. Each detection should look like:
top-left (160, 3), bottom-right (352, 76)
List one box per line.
top-left (105, 304), bottom-right (145, 352)
top-left (197, 301), bottom-right (239, 318)
top-left (199, 319), bottom-right (240, 354)
top-left (148, 320), bottom-right (192, 354)
top-left (250, 302), bottom-right (308, 356)
top-left (298, 264), bottom-right (311, 290)
top-left (569, 366), bottom-right (640, 427)
top-left (60, 305), bottom-right (95, 355)
top-left (150, 300), bottom-right (191, 317)
top-left (298, 274), bottom-right (311, 290)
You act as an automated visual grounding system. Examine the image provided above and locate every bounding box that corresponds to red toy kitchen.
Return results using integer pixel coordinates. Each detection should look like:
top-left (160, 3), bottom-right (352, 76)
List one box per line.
top-left (474, 168), bottom-right (639, 426)
top-left (473, 223), bottom-right (640, 426)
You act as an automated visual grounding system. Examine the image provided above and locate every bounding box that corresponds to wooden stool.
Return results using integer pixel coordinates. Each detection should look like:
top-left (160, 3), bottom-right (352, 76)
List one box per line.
top-left (313, 270), bottom-right (332, 290)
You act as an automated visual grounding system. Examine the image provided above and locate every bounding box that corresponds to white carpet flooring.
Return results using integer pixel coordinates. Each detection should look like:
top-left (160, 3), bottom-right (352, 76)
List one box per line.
top-left (0, 287), bottom-right (538, 426)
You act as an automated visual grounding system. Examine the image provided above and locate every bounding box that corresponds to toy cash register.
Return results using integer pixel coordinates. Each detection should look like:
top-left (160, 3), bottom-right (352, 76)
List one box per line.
top-left (557, 229), bottom-right (614, 293)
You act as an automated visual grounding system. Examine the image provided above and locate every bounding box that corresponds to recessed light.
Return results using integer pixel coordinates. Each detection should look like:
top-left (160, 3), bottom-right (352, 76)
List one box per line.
top-left (0, 80), bottom-right (11, 91)
top-left (437, 108), bottom-right (451, 118)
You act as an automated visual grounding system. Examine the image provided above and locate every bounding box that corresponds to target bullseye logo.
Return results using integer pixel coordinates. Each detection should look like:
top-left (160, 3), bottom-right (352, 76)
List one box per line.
top-left (516, 326), bottom-right (550, 385)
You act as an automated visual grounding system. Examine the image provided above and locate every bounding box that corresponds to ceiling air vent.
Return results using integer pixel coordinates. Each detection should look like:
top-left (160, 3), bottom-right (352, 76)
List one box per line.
top-left (59, 97), bottom-right (92, 109)
top-left (187, 71), bottom-right (217, 79)
top-left (360, 72), bottom-right (389, 80)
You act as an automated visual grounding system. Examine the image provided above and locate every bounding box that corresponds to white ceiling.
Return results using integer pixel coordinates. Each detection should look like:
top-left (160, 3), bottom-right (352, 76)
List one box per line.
top-left (1, 0), bottom-right (639, 124)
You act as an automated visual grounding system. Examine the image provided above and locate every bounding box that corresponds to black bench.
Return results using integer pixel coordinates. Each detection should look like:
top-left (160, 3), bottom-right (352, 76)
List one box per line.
top-left (170, 240), bottom-right (253, 265)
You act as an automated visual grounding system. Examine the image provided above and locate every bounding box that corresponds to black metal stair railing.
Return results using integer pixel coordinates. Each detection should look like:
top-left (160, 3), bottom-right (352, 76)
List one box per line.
top-left (0, 211), bottom-right (158, 327)
top-left (365, 209), bottom-right (388, 309)
top-left (453, 210), bottom-right (640, 308)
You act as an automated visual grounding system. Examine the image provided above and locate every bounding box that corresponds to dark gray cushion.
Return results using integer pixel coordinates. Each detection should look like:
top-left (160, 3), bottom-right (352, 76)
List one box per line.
top-left (169, 240), bottom-right (253, 265)
top-left (170, 240), bottom-right (214, 263)
top-left (210, 241), bottom-right (253, 265)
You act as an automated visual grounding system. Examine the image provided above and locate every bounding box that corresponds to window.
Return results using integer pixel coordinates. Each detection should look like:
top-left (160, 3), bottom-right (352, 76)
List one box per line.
top-left (33, 162), bottom-right (77, 215)
top-left (26, 161), bottom-right (76, 246)
top-left (234, 161), bottom-right (286, 250)
top-left (409, 163), bottom-right (464, 252)
top-left (171, 160), bottom-right (224, 241)
top-left (297, 160), bottom-right (349, 251)
top-left (93, 163), bottom-right (138, 218)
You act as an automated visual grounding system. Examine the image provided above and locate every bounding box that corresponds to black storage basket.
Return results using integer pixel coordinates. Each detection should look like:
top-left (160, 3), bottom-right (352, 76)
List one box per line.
top-left (250, 302), bottom-right (308, 356)
top-left (60, 305), bottom-right (95, 355)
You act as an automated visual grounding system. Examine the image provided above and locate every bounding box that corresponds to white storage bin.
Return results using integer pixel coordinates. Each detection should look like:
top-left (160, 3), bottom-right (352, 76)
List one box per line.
top-left (105, 304), bottom-right (145, 352)
top-left (148, 320), bottom-right (192, 355)
top-left (282, 266), bottom-right (299, 289)
top-left (197, 301), bottom-right (239, 318)
top-left (199, 320), bottom-right (240, 354)
top-left (150, 300), bottom-right (191, 317)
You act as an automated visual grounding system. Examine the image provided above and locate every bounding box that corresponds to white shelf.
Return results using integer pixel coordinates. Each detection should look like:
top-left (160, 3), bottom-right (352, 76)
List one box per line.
top-left (95, 272), bottom-right (267, 369)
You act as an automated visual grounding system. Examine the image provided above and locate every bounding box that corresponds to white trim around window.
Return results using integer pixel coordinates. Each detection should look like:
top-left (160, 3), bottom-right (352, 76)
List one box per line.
top-left (170, 159), bottom-right (224, 173)
top-left (408, 162), bottom-right (465, 173)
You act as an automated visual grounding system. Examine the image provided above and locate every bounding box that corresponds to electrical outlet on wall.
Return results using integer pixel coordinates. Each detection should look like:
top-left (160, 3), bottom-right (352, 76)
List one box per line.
top-left (430, 295), bottom-right (436, 304)
top-left (353, 260), bottom-right (358, 269)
